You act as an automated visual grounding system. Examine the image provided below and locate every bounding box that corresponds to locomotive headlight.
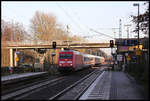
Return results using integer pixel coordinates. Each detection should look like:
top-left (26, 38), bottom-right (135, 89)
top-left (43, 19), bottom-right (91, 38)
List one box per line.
top-left (70, 64), bottom-right (72, 66)
top-left (59, 64), bottom-right (62, 66)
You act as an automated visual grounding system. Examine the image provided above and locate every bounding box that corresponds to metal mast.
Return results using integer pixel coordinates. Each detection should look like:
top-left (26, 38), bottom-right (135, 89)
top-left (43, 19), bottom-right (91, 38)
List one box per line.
top-left (119, 19), bottom-right (122, 39)
top-left (124, 24), bottom-right (131, 38)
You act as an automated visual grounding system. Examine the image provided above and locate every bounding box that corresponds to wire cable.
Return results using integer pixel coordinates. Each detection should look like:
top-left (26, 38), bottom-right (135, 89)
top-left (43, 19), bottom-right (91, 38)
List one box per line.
top-left (55, 2), bottom-right (87, 35)
top-left (90, 28), bottom-right (115, 39)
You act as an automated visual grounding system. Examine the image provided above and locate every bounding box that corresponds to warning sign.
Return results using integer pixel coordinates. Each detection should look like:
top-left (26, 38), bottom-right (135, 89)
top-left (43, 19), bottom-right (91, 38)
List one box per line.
top-left (117, 54), bottom-right (123, 61)
top-left (136, 49), bottom-right (142, 55)
top-left (15, 57), bottom-right (19, 62)
top-left (127, 56), bottom-right (131, 61)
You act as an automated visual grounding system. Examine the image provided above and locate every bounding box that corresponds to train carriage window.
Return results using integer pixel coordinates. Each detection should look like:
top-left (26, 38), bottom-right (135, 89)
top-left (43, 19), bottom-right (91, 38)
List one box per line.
top-left (35, 58), bottom-right (40, 63)
top-left (60, 54), bottom-right (72, 59)
top-left (84, 57), bottom-right (89, 61)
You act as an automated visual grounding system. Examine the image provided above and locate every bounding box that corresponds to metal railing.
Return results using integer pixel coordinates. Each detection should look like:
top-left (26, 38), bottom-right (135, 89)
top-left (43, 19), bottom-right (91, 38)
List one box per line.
top-left (2, 40), bottom-right (90, 46)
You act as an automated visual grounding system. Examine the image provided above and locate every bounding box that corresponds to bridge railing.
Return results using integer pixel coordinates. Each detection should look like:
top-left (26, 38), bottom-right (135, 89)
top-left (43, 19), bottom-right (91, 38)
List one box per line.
top-left (1, 40), bottom-right (89, 46)
top-left (2, 41), bottom-right (53, 46)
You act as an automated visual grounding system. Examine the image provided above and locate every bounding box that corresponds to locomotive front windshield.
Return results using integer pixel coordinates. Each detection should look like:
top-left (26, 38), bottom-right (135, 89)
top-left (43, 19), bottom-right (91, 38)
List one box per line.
top-left (59, 54), bottom-right (72, 59)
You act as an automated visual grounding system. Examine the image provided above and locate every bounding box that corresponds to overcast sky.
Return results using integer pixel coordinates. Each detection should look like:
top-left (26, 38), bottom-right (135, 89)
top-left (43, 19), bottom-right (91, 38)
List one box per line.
top-left (1, 1), bottom-right (147, 55)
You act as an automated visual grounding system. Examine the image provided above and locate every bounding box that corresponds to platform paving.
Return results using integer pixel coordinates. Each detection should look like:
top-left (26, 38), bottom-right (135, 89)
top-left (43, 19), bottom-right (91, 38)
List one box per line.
top-left (79, 70), bottom-right (146, 100)
top-left (110, 71), bottom-right (146, 100)
top-left (79, 70), bottom-right (111, 100)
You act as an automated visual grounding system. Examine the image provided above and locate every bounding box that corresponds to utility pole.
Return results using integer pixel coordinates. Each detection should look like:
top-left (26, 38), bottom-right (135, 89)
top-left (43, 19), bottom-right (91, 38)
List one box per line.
top-left (137, 4), bottom-right (140, 49)
top-left (119, 19), bottom-right (122, 39)
top-left (133, 3), bottom-right (140, 48)
top-left (66, 25), bottom-right (70, 48)
top-left (124, 24), bottom-right (132, 38)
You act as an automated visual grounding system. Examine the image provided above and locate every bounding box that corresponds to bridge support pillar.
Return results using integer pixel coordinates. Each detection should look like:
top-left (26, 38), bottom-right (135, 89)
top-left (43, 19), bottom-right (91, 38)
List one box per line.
top-left (10, 49), bottom-right (14, 67)
top-left (14, 52), bottom-right (18, 67)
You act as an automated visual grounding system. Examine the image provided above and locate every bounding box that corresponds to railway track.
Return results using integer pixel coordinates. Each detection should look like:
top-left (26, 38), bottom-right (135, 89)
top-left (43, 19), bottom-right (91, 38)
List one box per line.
top-left (49, 68), bottom-right (105, 100)
top-left (1, 73), bottom-right (65, 100)
top-left (2, 67), bottom-right (96, 100)
top-left (2, 73), bottom-right (49, 95)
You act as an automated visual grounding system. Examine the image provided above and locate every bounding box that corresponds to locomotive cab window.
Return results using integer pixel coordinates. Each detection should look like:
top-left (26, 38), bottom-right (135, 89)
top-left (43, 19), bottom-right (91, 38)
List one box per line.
top-left (59, 54), bottom-right (72, 59)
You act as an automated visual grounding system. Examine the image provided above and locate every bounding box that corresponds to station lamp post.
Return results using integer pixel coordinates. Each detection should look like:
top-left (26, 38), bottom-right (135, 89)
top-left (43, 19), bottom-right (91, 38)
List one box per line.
top-left (133, 3), bottom-right (141, 67)
top-left (133, 3), bottom-right (140, 49)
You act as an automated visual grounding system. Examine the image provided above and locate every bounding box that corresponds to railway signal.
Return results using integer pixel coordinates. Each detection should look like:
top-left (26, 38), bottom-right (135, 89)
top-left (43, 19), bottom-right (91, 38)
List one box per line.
top-left (52, 41), bottom-right (56, 49)
top-left (110, 40), bottom-right (114, 48)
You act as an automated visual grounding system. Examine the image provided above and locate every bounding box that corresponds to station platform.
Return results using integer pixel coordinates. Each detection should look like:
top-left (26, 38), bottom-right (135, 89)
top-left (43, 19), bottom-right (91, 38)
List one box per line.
top-left (1, 72), bottom-right (48, 84)
top-left (79, 70), bottom-right (147, 100)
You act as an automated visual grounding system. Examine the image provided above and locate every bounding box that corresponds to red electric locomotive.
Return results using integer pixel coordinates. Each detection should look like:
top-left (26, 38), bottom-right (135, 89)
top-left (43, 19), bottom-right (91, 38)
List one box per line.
top-left (58, 49), bottom-right (83, 72)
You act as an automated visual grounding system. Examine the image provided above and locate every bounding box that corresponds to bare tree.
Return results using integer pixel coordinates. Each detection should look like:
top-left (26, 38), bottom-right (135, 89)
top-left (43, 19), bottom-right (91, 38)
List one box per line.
top-left (1, 19), bottom-right (26, 42)
top-left (30, 11), bottom-right (86, 42)
top-left (131, 2), bottom-right (149, 36)
top-left (30, 11), bottom-right (59, 41)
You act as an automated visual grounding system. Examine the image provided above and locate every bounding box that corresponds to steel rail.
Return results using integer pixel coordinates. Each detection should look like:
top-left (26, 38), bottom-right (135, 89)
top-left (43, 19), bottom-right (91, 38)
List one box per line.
top-left (1, 76), bottom-right (65, 100)
top-left (49, 69), bottom-right (103, 100)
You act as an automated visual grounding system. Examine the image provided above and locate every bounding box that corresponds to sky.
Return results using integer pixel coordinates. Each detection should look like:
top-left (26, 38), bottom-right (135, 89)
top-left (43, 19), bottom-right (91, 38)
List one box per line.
top-left (1, 1), bottom-right (148, 55)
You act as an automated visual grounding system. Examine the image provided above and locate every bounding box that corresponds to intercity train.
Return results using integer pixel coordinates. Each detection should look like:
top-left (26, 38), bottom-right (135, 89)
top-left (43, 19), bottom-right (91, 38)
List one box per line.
top-left (58, 49), bottom-right (105, 72)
